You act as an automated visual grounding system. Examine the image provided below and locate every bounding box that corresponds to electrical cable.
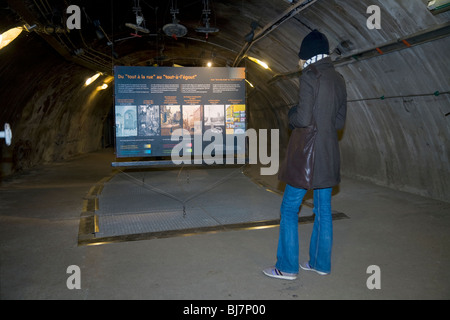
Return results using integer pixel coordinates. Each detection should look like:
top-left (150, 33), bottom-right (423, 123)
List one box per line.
top-left (347, 91), bottom-right (450, 103)
top-left (116, 164), bottom-right (245, 218)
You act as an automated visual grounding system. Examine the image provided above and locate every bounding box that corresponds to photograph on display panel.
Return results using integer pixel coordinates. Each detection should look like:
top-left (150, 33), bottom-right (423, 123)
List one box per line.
top-left (204, 105), bottom-right (225, 135)
top-left (115, 105), bottom-right (137, 137)
top-left (161, 105), bottom-right (182, 136)
top-left (138, 105), bottom-right (160, 137)
top-left (226, 104), bottom-right (246, 134)
top-left (182, 105), bottom-right (203, 135)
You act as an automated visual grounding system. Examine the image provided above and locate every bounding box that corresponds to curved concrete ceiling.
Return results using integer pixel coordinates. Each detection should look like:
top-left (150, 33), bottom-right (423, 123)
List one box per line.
top-left (1, 0), bottom-right (449, 202)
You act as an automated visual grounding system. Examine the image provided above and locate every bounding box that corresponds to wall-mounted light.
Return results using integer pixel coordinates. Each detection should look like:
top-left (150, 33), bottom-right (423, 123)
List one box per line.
top-left (207, 61), bottom-right (213, 67)
top-left (0, 27), bottom-right (23, 50)
top-left (246, 56), bottom-right (270, 70)
top-left (103, 75), bottom-right (114, 84)
top-left (23, 24), bottom-right (37, 32)
top-left (0, 123), bottom-right (12, 146)
top-left (427, 0), bottom-right (450, 13)
top-left (85, 72), bottom-right (102, 86)
top-left (96, 75), bottom-right (114, 91)
top-left (245, 79), bottom-right (254, 88)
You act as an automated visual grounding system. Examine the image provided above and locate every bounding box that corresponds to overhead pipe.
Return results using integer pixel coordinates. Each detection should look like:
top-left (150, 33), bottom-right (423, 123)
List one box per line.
top-left (7, 0), bottom-right (113, 74)
top-left (334, 22), bottom-right (450, 66)
top-left (232, 0), bottom-right (319, 67)
top-left (268, 22), bottom-right (450, 84)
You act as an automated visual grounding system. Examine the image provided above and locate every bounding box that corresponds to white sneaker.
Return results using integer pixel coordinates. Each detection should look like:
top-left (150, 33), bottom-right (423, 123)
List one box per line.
top-left (299, 262), bottom-right (329, 275)
top-left (262, 267), bottom-right (297, 280)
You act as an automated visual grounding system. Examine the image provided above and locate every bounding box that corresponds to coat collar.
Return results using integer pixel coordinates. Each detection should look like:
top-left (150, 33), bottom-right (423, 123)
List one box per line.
top-left (303, 54), bottom-right (329, 69)
top-left (304, 56), bottom-right (333, 71)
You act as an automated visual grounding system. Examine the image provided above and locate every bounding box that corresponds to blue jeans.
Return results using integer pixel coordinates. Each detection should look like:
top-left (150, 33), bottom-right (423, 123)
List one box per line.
top-left (275, 184), bottom-right (333, 274)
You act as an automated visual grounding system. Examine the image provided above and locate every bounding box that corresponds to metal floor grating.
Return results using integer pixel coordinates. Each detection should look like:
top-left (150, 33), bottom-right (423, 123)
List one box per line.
top-left (93, 166), bottom-right (301, 239)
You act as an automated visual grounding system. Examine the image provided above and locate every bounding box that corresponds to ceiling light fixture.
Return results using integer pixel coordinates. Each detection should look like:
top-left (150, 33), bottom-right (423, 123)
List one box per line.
top-left (0, 26), bottom-right (23, 50)
top-left (125, 0), bottom-right (150, 34)
top-left (85, 72), bottom-right (102, 86)
top-left (246, 56), bottom-right (270, 70)
top-left (163, 0), bottom-right (188, 39)
top-left (195, 0), bottom-right (219, 39)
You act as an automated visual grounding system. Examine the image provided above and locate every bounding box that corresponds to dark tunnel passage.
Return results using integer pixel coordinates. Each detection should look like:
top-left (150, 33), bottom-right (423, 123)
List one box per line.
top-left (0, 0), bottom-right (449, 203)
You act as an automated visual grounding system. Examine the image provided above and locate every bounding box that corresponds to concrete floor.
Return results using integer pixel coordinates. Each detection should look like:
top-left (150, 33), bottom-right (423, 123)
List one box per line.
top-left (0, 148), bottom-right (449, 300)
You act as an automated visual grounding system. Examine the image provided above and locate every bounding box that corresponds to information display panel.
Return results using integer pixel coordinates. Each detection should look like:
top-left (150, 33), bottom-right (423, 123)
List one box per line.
top-left (114, 66), bottom-right (246, 161)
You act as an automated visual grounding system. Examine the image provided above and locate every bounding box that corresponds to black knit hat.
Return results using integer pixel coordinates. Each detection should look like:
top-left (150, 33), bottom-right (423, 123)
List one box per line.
top-left (298, 29), bottom-right (330, 60)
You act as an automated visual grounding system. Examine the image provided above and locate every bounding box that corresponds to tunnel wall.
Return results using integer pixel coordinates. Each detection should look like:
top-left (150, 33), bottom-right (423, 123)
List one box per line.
top-left (245, 1), bottom-right (450, 203)
top-left (0, 34), bottom-right (113, 176)
top-left (336, 38), bottom-right (450, 202)
top-left (1, 0), bottom-right (448, 204)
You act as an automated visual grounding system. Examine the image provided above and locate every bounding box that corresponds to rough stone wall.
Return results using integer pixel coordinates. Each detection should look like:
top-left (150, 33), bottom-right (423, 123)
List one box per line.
top-left (0, 34), bottom-right (112, 176)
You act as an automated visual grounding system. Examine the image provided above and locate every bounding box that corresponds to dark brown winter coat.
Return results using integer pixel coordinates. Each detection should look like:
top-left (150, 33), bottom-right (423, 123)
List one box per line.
top-left (288, 57), bottom-right (347, 188)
